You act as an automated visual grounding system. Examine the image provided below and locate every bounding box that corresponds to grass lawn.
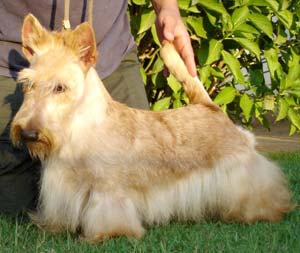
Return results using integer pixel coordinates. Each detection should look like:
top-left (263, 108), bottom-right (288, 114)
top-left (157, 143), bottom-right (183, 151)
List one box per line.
top-left (0, 153), bottom-right (299, 253)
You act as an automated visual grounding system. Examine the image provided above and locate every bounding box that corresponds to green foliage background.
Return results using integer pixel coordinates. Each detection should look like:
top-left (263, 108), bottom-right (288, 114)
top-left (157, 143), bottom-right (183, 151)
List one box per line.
top-left (128, 0), bottom-right (300, 134)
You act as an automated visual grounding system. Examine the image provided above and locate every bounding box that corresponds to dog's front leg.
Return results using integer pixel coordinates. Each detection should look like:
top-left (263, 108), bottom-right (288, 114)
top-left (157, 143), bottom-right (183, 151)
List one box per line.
top-left (80, 190), bottom-right (144, 242)
top-left (34, 163), bottom-right (90, 233)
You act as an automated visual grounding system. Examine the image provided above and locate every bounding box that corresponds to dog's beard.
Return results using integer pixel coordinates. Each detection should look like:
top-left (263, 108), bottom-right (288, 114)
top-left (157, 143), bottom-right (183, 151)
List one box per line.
top-left (26, 136), bottom-right (52, 160)
top-left (11, 126), bottom-right (55, 160)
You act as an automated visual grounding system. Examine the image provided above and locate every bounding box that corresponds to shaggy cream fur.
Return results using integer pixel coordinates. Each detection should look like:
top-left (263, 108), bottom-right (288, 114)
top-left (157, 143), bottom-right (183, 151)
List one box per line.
top-left (10, 14), bottom-right (293, 242)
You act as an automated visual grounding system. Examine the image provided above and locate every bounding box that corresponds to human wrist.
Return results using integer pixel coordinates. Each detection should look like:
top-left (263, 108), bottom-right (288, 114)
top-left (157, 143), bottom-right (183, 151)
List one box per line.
top-left (152, 0), bottom-right (180, 15)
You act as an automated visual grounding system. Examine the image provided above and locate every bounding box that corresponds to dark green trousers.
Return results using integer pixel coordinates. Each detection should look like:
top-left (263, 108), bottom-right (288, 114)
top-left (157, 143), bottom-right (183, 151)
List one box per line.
top-left (0, 50), bottom-right (148, 214)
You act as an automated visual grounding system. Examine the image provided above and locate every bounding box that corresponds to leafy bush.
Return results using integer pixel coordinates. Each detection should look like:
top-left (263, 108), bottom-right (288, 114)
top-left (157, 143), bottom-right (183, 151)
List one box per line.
top-left (128, 0), bottom-right (300, 134)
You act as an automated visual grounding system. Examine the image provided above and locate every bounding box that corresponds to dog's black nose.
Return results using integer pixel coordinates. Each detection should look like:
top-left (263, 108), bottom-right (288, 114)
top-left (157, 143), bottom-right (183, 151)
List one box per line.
top-left (20, 129), bottom-right (39, 141)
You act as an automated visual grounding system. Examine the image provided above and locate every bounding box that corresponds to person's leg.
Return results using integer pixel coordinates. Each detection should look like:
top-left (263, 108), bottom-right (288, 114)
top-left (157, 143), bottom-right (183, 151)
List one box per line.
top-left (102, 49), bottom-right (149, 110)
top-left (0, 76), bottom-right (40, 214)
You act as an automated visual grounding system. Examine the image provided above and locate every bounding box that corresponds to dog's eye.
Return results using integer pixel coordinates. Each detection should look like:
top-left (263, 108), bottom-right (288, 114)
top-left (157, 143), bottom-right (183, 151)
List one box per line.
top-left (53, 84), bottom-right (66, 94)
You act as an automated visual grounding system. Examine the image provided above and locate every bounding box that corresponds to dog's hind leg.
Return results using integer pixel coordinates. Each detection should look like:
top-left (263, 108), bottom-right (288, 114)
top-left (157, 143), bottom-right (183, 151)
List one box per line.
top-left (220, 153), bottom-right (293, 223)
top-left (80, 191), bottom-right (144, 242)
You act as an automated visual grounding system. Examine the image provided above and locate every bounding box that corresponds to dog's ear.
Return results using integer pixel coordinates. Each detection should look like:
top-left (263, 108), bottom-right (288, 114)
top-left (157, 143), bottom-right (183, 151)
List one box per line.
top-left (21, 14), bottom-right (47, 60)
top-left (73, 22), bottom-right (98, 71)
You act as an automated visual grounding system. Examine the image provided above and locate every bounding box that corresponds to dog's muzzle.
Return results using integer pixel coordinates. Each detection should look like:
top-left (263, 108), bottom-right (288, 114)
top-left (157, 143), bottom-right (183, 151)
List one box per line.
top-left (10, 124), bottom-right (55, 160)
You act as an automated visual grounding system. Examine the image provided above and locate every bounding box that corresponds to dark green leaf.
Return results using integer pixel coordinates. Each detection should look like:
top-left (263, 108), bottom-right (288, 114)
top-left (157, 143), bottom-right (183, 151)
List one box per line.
top-left (204, 10), bottom-right (218, 26)
top-left (275, 25), bottom-right (288, 44)
top-left (172, 91), bottom-right (181, 100)
top-left (264, 0), bottom-right (279, 11)
top-left (288, 108), bottom-right (300, 130)
top-left (248, 0), bottom-right (269, 7)
top-left (198, 65), bottom-right (211, 84)
top-left (182, 92), bottom-right (190, 104)
top-left (285, 96), bottom-right (297, 106)
top-left (287, 88), bottom-right (300, 97)
top-left (231, 37), bottom-right (261, 60)
top-left (280, 0), bottom-right (290, 10)
top-left (188, 5), bottom-right (201, 13)
top-left (221, 13), bottom-right (233, 32)
top-left (151, 57), bottom-right (165, 88)
top-left (221, 104), bottom-right (227, 113)
top-left (278, 10), bottom-right (294, 29)
top-left (152, 56), bottom-right (164, 73)
top-left (139, 67), bottom-right (146, 84)
top-left (187, 16), bottom-right (207, 38)
top-left (264, 48), bottom-right (284, 81)
top-left (289, 124), bottom-right (297, 136)
top-left (205, 39), bottom-right (223, 65)
top-left (178, 0), bottom-right (191, 10)
top-left (214, 86), bottom-right (236, 105)
top-left (255, 102), bottom-right (264, 125)
top-left (240, 93), bottom-right (254, 121)
top-left (210, 67), bottom-right (224, 79)
top-left (232, 6), bottom-right (249, 28)
top-left (173, 99), bottom-right (183, 109)
top-left (255, 102), bottom-right (270, 129)
top-left (287, 55), bottom-right (300, 82)
top-left (233, 23), bottom-right (260, 34)
top-left (196, 42), bottom-right (209, 66)
top-left (198, 0), bottom-right (228, 15)
top-left (132, 0), bottom-right (147, 5)
top-left (263, 95), bottom-right (275, 111)
top-left (249, 69), bottom-right (264, 87)
top-left (138, 10), bottom-right (156, 34)
top-left (151, 25), bottom-right (160, 46)
top-left (279, 74), bottom-right (288, 90)
top-left (167, 74), bottom-right (182, 93)
top-left (276, 97), bottom-right (289, 121)
top-left (233, 31), bottom-right (256, 40)
top-left (151, 71), bottom-right (167, 89)
top-left (248, 13), bottom-right (273, 38)
top-left (221, 50), bottom-right (245, 84)
top-left (151, 97), bottom-right (171, 111)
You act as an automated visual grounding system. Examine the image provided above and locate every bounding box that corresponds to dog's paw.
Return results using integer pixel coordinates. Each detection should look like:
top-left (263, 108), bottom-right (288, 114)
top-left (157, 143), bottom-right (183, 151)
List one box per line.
top-left (80, 227), bottom-right (145, 243)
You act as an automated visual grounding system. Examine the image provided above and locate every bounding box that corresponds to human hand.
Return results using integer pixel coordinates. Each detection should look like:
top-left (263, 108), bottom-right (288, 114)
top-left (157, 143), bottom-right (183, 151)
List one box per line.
top-left (155, 6), bottom-right (197, 77)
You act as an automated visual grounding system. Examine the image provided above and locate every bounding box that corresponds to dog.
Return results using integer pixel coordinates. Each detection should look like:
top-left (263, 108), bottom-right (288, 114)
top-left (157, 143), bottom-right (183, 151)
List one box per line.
top-left (11, 14), bottom-right (293, 242)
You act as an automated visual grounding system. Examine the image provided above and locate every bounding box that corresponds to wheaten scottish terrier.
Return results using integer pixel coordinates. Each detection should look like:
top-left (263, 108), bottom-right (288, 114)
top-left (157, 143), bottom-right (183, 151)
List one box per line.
top-left (11, 14), bottom-right (293, 242)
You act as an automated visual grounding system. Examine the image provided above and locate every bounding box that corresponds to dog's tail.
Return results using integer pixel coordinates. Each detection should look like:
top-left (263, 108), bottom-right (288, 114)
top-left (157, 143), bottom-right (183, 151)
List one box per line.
top-left (160, 42), bottom-right (212, 105)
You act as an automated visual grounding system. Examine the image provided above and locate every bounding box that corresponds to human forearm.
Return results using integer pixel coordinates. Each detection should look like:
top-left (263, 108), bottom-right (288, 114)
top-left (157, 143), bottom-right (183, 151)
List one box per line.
top-left (151, 0), bottom-right (179, 13)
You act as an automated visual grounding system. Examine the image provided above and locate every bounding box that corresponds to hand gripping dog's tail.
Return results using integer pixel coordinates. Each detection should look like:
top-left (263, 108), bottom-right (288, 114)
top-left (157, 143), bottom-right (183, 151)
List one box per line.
top-left (160, 42), bottom-right (212, 105)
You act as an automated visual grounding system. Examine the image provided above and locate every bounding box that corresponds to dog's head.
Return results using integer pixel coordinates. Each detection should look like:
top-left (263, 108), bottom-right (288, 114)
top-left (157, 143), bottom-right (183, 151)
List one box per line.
top-left (10, 14), bottom-right (98, 160)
